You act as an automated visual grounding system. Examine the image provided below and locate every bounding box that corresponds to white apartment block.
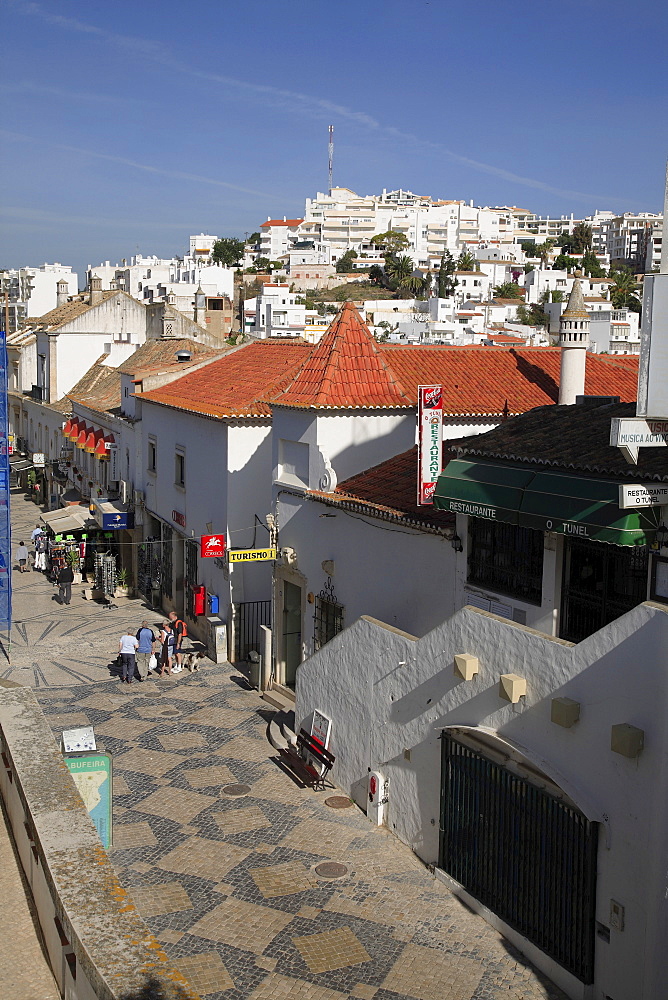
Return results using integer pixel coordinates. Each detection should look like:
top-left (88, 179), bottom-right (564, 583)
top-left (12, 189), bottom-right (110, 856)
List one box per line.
top-left (88, 242), bottom-right (234, 305)
top-left (0, 263), bottom-right (79, 331)
top-left (258, 218), bottom-right (304, 259)
top-left (589, 307), bottom-right (641, 354)
top-left (248, 284), bottom-right (307, 339)
top-left (189, 233), bottom-right (219, 261)
top-left (607, 213), bottom-right (663, 270)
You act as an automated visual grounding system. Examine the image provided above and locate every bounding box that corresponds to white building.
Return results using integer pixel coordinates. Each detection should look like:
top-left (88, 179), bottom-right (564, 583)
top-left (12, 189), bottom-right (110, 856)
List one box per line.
top-left (250, 284), bottom-right (307, 339)
top-left (0, 263), bottom-right (79, 332)
top-left (258, 218), bottom-right (304, 260)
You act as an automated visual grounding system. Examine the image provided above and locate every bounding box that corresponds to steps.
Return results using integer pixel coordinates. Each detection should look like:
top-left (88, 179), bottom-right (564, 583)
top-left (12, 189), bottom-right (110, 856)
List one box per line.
top-left (267, 709), bottom-right (297, 752)
top-left (261, 686), bottom-right (295, 713)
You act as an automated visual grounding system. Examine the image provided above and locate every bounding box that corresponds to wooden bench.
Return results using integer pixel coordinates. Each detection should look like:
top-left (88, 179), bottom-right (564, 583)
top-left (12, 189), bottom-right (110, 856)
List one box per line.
top-left (279, 729), bottom-right (335, 790)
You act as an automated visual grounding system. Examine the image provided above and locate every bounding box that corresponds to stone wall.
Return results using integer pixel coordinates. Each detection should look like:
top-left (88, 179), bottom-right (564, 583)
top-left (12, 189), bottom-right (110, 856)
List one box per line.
top-left (0, 686), bottom-right (200, 1000)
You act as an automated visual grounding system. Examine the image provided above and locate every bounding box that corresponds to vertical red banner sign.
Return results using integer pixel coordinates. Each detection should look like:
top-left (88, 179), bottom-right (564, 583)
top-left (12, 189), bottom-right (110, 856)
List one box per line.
top-left (417, 385), bottom-right (443, 505)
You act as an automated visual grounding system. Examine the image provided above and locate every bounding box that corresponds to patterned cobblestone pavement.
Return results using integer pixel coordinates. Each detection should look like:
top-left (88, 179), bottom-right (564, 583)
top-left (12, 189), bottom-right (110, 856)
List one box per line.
top-left (34, 667), bottom-right (567, 1000)
top-left (6, 492), bottom-right (567, 999)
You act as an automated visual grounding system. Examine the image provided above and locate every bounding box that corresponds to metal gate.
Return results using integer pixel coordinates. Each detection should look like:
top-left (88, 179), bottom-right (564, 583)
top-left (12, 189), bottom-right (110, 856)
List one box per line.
top-left (440, 733), bottom-right (598, 984)
top-left (235, 600), bottom-right (271, 661)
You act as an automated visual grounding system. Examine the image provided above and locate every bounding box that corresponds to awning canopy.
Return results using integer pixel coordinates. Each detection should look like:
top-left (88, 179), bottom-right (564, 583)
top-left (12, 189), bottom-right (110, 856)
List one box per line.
top-left (433, 460), bottom-right (536, 525)
top-left (10, 458), bottom-right (33, 472)
top-left (40, 506), bottom-right (96, 534)
top-left (434, 459), bottom-right (661, 546)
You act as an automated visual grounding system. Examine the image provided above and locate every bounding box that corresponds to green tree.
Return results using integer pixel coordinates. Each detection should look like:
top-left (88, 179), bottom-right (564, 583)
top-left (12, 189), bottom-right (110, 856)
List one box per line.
top-left (437, 250), bottom-right (457, 298)
top-left (609, 267), bottom-right (641, 311)
top-left (247, 232), bottom-right (260, 245)
top-left (553, 253), bottom-right (578, 272)
top-left (559, 223), bottom-right (593, 256)
top-left (533, 240), bottom-right (557, 267)
top-left (581, 249), bottom-right (606, 278)
top-left (368, 264), bottom-right (385, 286)
top-left (551, 290), bottom-right (565, 303)
top-left (516, 303), bottom-right (550, 327)
top-left (456, 250), bottom-right (478, 271)
top-left (493, 282), bottom-right (523, 299)
top-left (211, 237), bottom-right (245, 267)
top-left (335, 249), bottom-right (358, 273)
top-left (520, 240), bottom-right (537, 255)
top-left (371, 230), bottom-right (410, 254)
top-left (254, 257), bottom-right (272, 272)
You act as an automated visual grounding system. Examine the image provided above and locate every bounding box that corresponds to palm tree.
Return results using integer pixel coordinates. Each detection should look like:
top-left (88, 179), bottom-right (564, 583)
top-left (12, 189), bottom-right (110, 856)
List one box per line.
top-left (609, 268), bottom-right (641, 311)
top-left (385, 254), bottom-right (415, 290)
top-left (457, 250), bottom-right (478, 272)
top-left (493, 282), bottom-right (522, 299)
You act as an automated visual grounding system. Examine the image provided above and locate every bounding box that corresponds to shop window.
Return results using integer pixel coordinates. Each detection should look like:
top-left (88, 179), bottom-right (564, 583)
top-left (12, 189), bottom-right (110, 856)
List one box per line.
top-left (560, 538), bottom-right (648, 643)
top-left (468, 518), bottom-right (543, 605)
top-left (651, 555), bottom-right (668, 603)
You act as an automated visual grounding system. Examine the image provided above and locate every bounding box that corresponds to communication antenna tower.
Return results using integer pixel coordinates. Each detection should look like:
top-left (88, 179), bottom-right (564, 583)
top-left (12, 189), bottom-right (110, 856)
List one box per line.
top-left (328, 125), bottom-right (334, 196)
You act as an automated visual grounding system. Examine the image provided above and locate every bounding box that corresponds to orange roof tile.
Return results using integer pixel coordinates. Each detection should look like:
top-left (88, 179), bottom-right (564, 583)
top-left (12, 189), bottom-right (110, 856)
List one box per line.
top-left (379, 345), bottom-right (638, 416)
top-left (269, 302), bottom-right (413, 409)
top-left (139, 341), bottom-right (310, 418)
top-left (308, 446), bottom-right (455, 530)
top-left (260, 219), bottom-right (303, 227)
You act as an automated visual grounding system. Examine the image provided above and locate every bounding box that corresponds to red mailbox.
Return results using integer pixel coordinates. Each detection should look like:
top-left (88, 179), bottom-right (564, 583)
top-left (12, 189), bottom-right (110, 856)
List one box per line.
top-left (192, 585), bottom-right (206, 617)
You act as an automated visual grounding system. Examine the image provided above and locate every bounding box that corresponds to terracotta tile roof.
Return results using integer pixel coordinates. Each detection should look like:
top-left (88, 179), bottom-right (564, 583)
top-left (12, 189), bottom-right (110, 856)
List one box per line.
top-left (486, 333), bottom-right (526, 344)
top-left (260, 219), bottom-right (303, 227)
top-left (308, 446), bottom-right (455, 530)
top-left (269, 302), bottom-right (413, 409)
top-left (379, 345), bottom-right (638, 416)
top-left (139, 340), bottom-right (311, 419)
top-left (456, 401), bottom-right (668, 482)
top-left (65, 339), bottom-right (223, 414)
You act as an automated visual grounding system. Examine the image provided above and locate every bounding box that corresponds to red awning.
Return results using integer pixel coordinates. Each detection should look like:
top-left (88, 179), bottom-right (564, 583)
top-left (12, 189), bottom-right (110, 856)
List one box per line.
top-left (95, 432), bottom-right (114, 458)
top-left (85, 428), bottom-right (103, 454)
top-left (75, 424), bottom-right (90, 449)
top-left (62, 419), bottom-right (72, 437)
top-left (66, 419), bottom-right (80, 441)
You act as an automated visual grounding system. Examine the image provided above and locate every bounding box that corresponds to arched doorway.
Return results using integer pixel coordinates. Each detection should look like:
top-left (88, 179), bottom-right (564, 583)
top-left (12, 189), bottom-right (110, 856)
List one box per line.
top-left (439, 728), bottom-right (598, 985)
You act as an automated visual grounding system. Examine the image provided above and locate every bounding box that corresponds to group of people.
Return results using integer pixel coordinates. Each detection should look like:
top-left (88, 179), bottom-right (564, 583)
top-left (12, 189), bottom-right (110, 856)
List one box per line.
top-left (15, 524), bottom-right (48, 574)
top-left (117, 611), bottom-right (187, 684)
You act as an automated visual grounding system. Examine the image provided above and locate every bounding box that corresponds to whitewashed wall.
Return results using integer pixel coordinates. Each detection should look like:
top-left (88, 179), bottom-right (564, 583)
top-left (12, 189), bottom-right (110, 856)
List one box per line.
top-left (275, 492), bottom-right (455, 650)
top-left (296, 601), bottom-right (668, 1000)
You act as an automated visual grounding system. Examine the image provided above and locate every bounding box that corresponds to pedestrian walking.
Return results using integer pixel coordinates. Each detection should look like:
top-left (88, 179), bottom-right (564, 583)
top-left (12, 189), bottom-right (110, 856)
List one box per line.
top-left (34, 531), bottom-right (47, 571)
top-left (30, 524), bottom-right (43, 542)
top-left (168, 610), bottom-right (187, 670)
top-left (159, 620), bottom-right (175, 676)
top-left (57, 563), bottom-right (74, 604)
top-left (135, 621), bottom-right (156, 681)
top-left (118, 629), bottom-right (139, 684)
top-left (16, 541), bottom-right (29, 572)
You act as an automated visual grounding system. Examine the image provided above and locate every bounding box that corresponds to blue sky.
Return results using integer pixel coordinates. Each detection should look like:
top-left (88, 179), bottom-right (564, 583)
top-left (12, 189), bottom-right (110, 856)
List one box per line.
top-left (1, 0), bottom-right (666, 282)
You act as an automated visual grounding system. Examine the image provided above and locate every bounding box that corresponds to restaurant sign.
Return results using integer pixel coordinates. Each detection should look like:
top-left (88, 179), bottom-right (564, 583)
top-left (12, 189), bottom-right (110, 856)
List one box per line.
top-left (417, 385), bottom-right (443, 505)
top-left (619, 483), bottom-right (668, 508)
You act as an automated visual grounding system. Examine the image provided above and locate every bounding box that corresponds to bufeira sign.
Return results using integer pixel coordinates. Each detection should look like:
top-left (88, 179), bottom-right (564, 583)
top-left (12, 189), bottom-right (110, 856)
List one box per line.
top-left (228, 547), bottom-right (277, 563)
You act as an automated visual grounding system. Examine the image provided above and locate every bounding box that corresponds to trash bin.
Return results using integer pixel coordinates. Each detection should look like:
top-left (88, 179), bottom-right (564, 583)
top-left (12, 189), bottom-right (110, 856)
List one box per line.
top-left (248, 650), bottom-right (261, 689)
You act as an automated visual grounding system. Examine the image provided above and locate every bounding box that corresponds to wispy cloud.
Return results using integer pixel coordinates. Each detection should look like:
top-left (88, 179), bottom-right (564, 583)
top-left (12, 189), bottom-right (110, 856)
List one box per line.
top-left (10, 1), bottom-right (633, 207)
top-left (0, 130), bottom-right (277, 199)
top-left (0, 80), bottom-right (137, 108)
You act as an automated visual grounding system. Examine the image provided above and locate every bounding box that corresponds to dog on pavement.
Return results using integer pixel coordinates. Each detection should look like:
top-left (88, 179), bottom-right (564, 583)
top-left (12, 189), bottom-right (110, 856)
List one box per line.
top-left (181, 651), bottom-right (206, 672)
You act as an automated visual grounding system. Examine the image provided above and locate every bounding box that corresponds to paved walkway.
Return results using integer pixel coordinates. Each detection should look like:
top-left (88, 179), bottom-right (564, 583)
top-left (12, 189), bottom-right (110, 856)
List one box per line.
top-left (4, 490), bottom-right (566, 999)
top-left (0, 798), bottom-right (60, 999)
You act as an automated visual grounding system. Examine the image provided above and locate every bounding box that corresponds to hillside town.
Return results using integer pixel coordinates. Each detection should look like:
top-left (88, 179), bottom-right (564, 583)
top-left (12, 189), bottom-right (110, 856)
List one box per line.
top-left (2, 164), bottom-right (668, 1000)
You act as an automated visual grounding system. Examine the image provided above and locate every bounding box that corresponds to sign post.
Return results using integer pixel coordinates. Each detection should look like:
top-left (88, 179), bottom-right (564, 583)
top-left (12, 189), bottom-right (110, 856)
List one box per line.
top-left (228, 547), bottom-right (276, 563)
top-left (64, 752), bottom-right (113, 849)
top-left (417, 385), bottom-right (443, 504)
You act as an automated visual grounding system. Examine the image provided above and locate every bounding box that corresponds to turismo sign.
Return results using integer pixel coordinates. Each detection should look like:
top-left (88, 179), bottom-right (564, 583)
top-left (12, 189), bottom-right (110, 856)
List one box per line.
top-left (417, 385), bottom-right (443, 505)
top-left (228, 547), bottom-right (277, 563)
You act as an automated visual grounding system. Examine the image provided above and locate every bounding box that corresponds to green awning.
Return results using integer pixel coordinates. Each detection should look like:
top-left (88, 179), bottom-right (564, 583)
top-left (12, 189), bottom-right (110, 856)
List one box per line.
top-left (434, 459), bottom-right (660, 546)
top-left (433, 459), bottom-right (535, 524)
top-left (519, 471), bottom-right (660, 545)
